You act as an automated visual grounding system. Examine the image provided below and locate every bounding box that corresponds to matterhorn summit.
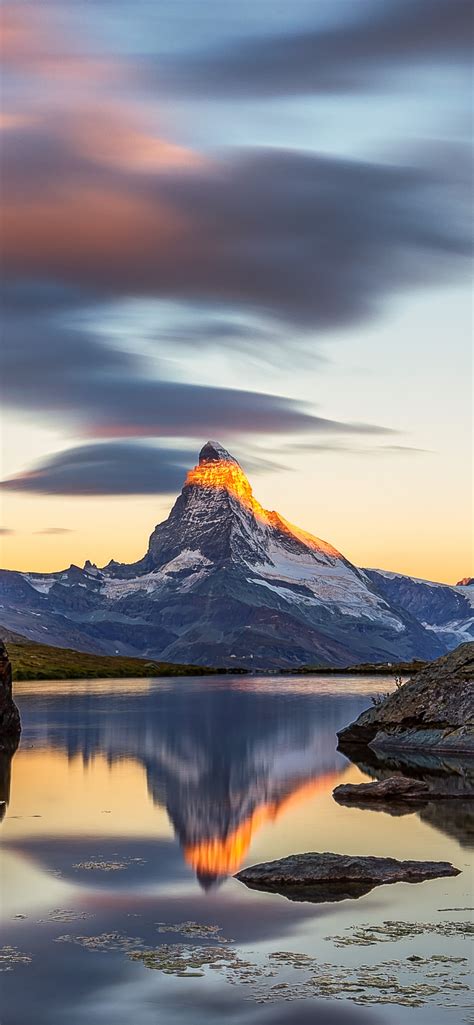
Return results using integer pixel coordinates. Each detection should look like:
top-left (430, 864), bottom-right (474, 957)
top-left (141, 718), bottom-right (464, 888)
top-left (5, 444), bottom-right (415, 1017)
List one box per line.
top-left (0, 443), bottom-right (471, 667)
top-left (135, 440), bottom-right (344, 575)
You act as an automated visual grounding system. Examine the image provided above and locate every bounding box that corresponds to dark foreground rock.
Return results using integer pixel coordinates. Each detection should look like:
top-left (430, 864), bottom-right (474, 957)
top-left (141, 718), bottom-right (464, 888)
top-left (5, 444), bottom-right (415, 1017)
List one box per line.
top-left (235, 852), bottom-right (460, 903)
top-left (0, 642), bottom-right (20, 746)
top-left (338, 642), bottom-right (474, 755)
top-left (333, 776), bottom-right (431, 806)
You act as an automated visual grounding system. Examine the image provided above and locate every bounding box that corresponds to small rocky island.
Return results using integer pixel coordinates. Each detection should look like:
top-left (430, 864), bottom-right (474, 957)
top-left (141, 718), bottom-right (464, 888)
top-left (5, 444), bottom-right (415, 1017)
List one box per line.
top-left (333, 776), bottom-right (432, 806)
top-left (338, 642), bottom-right (473, 755)
top-left (0, 641), bottom-right (20, 746)
top-left (236, 852), bottom-right (460, 903)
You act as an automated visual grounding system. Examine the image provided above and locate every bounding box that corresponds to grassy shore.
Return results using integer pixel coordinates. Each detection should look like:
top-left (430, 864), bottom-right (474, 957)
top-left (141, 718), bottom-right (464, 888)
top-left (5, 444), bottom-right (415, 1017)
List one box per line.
top-left (1, 630), bottom-right (225, 681)
top-left (295, 659), bottom-right (427, 676)
top-left (1, 627), bottom-right (428, 680)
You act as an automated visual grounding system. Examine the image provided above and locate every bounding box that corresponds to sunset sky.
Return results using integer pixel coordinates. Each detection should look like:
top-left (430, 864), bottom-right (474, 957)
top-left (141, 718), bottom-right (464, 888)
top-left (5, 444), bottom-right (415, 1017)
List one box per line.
top-left (1, 0), bottom-right (472, 583)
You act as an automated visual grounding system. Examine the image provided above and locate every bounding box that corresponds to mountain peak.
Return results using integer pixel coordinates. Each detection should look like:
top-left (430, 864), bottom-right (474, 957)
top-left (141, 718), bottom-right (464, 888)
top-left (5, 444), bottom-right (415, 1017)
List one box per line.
top-left (181, 443), bottom-right (343, 564)
top-left (187, 442), bottom-right (257, 513)
top-left (199, 441), bottom-right (238, 465)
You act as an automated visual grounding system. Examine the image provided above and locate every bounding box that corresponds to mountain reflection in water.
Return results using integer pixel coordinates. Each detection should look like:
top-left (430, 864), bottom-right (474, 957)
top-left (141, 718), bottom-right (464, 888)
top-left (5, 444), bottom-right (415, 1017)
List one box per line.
top-left (7, 677), bottom-right (379, 885)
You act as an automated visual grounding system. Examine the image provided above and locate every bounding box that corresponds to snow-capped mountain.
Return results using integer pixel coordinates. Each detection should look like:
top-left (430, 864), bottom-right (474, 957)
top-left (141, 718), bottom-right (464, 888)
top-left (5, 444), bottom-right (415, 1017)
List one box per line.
top-left (363, 568), bottom-right (474, 651)
top-left (0, 442), bottom-right (470, 667)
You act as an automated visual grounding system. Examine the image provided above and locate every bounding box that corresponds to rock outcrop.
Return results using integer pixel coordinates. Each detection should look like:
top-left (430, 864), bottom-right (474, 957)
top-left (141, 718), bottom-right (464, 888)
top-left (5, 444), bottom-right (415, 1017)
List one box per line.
top-left (236, 852), bottom-right (460, 903)
top-left (0, 642), bottom-right (21, 746)
top-left (333, 776), bottom-right (431, 805)
top-left (337, 642), bottom-right (474, 755)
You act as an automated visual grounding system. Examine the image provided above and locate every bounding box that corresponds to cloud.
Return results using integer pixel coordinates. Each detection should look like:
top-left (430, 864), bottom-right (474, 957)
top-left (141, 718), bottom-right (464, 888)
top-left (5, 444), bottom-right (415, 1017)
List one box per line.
top-left (162, 0), bottom-right (472, 98)
top-left (1, 3), bottom-right (469, 335)
top-left (0, 1), bottom-right (123, 85)
top-left (0, 1), bottom-right (468, 491)
top-left (3, 436), bottom-right (429, 497)
top-left (0, 528), bottom-right (15, 536)
top-left (273, 440), bottom-right (432, 458)
top-left (379, 444), bottom-right (433, 455)
top-left (33, 527), bottom-right (75, 535)
top-left (1, 442), bottom-right (195, 496)
top-left (1, 292), bottom-right (396, 440)
top-left (0, 422), bottom-right (405, 498)
top-left (2, 138), bottom-right (469, 330)
top-left (0, 419), bottom-right (397, 497)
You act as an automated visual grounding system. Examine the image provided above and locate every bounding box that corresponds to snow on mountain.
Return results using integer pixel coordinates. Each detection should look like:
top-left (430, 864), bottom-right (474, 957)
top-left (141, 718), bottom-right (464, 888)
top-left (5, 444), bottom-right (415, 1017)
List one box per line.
top-left (0, 441), bottom-right (463, 667)
top-left (363, 568), bottom-right (474, 648)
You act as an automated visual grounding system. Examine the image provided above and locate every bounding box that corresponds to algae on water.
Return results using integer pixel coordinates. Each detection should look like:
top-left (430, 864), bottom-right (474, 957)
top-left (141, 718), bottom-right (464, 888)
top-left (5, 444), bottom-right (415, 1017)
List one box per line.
top-left (52, 923), bottom-right (472, 1011)
top-left (72, 855), bottom-right (146, 872)
top-left (0, 946), bottom-right (33, 972)
top-left (326, 919), bottom-right (474, 948)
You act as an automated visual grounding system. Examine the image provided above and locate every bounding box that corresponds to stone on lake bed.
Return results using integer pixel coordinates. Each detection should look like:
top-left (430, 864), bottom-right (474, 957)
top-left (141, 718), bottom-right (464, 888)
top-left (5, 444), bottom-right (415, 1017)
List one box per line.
top-left (235, 853), bottom-right (460, 903)
top-left (333, 776), bottom-right (431, 804)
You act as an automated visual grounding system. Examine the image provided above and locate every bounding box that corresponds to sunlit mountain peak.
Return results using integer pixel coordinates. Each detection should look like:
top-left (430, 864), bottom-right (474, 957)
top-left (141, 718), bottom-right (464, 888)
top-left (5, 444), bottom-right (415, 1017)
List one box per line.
top-left (198, 441), bottom-right (239, 465)
top-left (186, 442), bottom-right (263, 519)
top-left (185, 441), bottom-right (341, 559)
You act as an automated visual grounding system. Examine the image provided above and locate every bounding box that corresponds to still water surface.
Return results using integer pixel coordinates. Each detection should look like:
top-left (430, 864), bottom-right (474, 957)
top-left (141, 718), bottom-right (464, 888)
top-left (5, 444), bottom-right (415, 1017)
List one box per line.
top-left (1, 676), bottom-right (472, 1025)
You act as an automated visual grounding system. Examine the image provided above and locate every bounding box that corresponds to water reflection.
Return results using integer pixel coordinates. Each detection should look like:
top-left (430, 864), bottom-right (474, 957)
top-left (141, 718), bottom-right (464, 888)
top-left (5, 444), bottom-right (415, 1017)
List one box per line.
top-left (8, 678), bottom-right (375, 884)
top-left (338, 741), bottom-right (474, 849)
top-left (2, 678), bottom-right (472, 1025)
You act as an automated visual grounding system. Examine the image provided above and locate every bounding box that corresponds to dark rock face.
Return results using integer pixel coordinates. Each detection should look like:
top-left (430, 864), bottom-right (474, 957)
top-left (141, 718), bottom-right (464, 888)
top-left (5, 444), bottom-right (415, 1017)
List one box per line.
top-left (338, 642), bottom-right (474, 754)
top-left (0, 642), bottom-right (21, 746)
top-left (333, 776), bottom-right (431, 805)
top-left (236, 852), bottom-right (460, 903)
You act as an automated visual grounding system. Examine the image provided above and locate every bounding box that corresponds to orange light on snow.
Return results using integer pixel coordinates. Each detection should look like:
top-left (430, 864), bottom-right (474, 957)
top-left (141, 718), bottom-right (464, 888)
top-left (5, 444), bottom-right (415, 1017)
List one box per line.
top-left (185, 456), bottom-right (340, 559)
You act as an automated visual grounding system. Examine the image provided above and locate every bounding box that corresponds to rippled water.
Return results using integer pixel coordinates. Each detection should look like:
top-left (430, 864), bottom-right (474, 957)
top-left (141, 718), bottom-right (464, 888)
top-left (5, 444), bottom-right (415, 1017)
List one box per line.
top-left (1, 676), bottom-right (472, 1025)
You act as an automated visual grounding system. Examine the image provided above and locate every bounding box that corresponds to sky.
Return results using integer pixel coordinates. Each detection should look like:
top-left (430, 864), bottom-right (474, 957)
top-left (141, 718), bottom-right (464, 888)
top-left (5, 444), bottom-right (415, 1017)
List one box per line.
top-left (0, 0), bottom-right (472, 583)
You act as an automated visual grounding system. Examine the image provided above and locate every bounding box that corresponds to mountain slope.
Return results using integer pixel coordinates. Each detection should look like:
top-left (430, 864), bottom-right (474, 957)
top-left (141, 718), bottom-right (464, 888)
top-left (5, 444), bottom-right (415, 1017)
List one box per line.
top-left (363, 569), bottom-right (474, 650)
top-left (0, 628), bottom-right (222, 680)
top-left (0, 441), bottom-right (461, 668)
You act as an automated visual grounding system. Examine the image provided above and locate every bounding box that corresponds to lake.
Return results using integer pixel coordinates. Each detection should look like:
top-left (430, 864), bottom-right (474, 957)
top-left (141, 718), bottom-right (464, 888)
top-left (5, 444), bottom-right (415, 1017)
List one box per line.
top-left (1, 676), bottom-right (472, 1025)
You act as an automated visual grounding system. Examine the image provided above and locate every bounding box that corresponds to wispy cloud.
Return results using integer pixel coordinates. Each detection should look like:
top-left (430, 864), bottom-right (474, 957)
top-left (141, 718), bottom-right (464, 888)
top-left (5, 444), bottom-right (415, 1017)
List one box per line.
top-left (161, 0), bottom-right (472, 98)
top-left (33, 527), bottom-right (75, 535)
top-left (2, 285), bottom-right (398, 442)
top-left (0, 421), bottom-right (400, 496)
top-left (1, 5), bottom-right (470, 337)
top-left (3, 135), bottom-right (469, 331)
top-left (274, 440), bottom-right (432, 457)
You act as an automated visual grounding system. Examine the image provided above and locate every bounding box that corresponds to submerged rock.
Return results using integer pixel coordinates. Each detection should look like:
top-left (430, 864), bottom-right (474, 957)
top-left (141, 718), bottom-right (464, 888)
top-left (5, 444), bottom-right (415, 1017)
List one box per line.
top-left (337, 642), bottom-right (474, 755)
top-left (235, 852), bottom-right (460, 903)
top-left (333, 776), bottom-right (431, 806)
top-left (0, 642), bottom-right (20, 747)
